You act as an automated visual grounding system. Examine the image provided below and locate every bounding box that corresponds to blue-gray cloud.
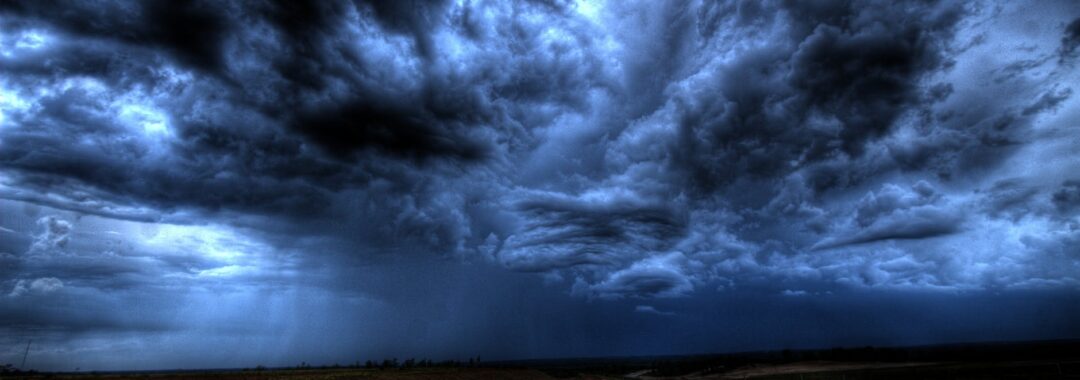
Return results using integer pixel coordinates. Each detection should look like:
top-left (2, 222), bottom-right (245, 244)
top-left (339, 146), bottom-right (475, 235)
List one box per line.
top-left (0, 0), bottom-right (1075, 293)
top-left (0, 0), bottom-right (1077, 295)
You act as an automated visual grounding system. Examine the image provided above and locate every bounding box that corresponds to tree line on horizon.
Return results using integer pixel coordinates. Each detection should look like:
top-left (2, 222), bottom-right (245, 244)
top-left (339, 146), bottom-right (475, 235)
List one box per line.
top-left (241, 356), bottom-right (484, 372)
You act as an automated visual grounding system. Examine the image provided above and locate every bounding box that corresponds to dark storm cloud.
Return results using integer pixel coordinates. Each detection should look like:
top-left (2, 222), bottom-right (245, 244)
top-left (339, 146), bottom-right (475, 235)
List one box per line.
top-left (582, 252), bottom-right (694, 298)
top-left (0, 0), bottom-right (609, 235)
top-left (1022, 87), bottom-right (1073, 116)
top-left (1, 0), bottom-right (1079, 306)
top-left (0, 1), bottom-right (230, 73)
top-left (980, 178), bottom-right (1041, 220)
top-left (290, 100), bottom-right (491, 161)
top-left (813, 182), bottom-right (963, 250)
top-left (668, 0), bottom-right (962, 194)
top-left (1061, 16), bottom-right (1080, 58)
top-left (1052, 180), bottom-right (1080, 214)
top-left (501, 196), bottom-right (687, 272)
top-left (247, 1), bottom-right (501, 162)
top-left (481, 0), bottom-right (980, 295)
top-left (785, 2), bottom-right (960, 153)
top-left (0, 0), bottom-right (503, 235)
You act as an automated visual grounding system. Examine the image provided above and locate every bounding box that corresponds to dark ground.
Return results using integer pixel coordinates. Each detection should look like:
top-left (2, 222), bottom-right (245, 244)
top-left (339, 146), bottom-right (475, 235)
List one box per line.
top-left (4, 340), bottom-right (1080, 379)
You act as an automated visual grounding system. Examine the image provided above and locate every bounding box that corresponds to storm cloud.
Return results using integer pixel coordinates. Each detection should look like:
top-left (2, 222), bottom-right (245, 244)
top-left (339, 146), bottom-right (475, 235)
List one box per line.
top-left (1, 0), bottom-right (1079, 371)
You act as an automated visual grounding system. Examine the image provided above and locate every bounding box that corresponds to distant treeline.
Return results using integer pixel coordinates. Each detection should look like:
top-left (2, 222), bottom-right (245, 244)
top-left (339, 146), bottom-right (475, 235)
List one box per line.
top-left (647, 340), bottom-right (1080, 377)
top-left (1, 364), bottom-right (37, 377)
top-left (491, 339), bottom-right (1080, 378)
top-left (242, 356), bottom-right (484, 372)
top-left (0, 362), bottom-right (39, 377)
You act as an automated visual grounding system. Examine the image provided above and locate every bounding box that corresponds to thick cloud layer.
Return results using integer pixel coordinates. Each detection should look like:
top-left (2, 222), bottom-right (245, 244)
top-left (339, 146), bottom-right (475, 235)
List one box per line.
top-left (1, 0), bottom-right (1079, 370)
top-left (1, 0), bottom-right (1077, 294)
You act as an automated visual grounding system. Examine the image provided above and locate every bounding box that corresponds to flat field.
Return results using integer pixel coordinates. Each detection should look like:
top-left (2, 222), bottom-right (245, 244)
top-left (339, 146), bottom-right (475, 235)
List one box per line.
top-left (7, 340), bottom-right (1080, 379)
top-left (6, 360), bottom-right (1080, 380)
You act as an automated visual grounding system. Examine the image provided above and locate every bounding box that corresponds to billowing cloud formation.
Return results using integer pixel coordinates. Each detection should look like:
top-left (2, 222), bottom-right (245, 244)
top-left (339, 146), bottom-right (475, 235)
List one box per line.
top-left (812, 182), bottom-right (963, 250)
top-left (26, 216), bottom-right (72, 256)
top-left (0, 0), bottom-right (1078, 307)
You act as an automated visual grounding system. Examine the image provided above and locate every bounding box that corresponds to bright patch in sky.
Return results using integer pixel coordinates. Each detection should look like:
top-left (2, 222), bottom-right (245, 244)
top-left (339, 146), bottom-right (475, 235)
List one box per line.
top-left (141, 223), bottom-right (267, 265)
top-left (0, 86), bottom-right (29, 127)
top-left (0, 30), bottom-right (50, 57)
top-left (119, 103), bottom-right (171, 136)
top-left (575, 0), bottom-right (603, 23)
top-left (15, 31), bottom-right (47, 49)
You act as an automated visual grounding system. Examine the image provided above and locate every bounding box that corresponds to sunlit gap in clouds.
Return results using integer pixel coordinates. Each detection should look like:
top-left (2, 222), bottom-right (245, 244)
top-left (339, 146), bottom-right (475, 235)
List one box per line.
top-left (0, 29), bottom-right (49, 128)
top-left (118, 103), bottom-right (170, 137)
top-left (0, 29), bottom-right (50, 57)
top-left (136, 223), bottom-right (273, 278)
top-left (0, 85), bottom-right (25, 127)
top-left (0, 198), bottom-right (298, 281)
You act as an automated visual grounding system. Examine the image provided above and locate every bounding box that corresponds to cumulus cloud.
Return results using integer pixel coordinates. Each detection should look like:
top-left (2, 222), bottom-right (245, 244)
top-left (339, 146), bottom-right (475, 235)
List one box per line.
top-left (26, 215), bottom-right (72, 256)
top-left (813, 182), bottom-right (964, 250)
top-left (9, 277), bottom-right (63, 297)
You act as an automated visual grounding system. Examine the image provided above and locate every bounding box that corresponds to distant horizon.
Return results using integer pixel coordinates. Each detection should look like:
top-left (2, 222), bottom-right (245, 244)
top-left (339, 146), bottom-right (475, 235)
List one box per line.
top-left (12, 338), bottom-right (1080, 373)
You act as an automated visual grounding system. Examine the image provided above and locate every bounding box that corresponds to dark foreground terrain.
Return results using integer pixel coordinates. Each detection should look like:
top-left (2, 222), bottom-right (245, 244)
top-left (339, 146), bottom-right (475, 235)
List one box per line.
top-left (5, 340), bottom-right (1080, 379)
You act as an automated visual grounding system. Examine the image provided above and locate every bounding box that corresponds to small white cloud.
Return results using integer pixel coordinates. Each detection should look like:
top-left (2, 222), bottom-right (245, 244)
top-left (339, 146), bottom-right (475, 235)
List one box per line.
top-left (9, 277), bottom-right (64, 297)
top-left (14, 31), bottom-right (48, 50)
top-left (197, 265), bottom-right (253, 278)
top-left (0, 29), bottom-right (51, 57)
top-left (634, 305), bottom-right (675, 316)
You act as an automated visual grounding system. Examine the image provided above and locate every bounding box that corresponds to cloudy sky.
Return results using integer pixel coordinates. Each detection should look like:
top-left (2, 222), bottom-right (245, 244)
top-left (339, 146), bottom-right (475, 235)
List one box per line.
top-left (2, 0), bottom-right (1080, 371)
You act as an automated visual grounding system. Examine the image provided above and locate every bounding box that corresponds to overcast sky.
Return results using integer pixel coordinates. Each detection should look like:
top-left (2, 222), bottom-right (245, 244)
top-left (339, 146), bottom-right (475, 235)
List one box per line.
top-left (1, 0), bottom-right (1080, 372)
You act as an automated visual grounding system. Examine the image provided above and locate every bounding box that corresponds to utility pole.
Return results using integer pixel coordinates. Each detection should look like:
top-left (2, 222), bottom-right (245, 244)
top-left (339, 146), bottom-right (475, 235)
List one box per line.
top-left (20, 340), bottom-right (31, 369)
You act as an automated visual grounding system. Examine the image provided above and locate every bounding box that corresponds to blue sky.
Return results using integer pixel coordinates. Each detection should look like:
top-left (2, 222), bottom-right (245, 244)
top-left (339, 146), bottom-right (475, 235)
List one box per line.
top-left (1, 0), bottom-right (1079, 371)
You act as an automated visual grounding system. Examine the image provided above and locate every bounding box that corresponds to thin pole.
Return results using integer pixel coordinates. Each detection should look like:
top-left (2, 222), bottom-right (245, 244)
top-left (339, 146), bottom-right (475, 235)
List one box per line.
top-left (20, 340), bottom-right (31, 369)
